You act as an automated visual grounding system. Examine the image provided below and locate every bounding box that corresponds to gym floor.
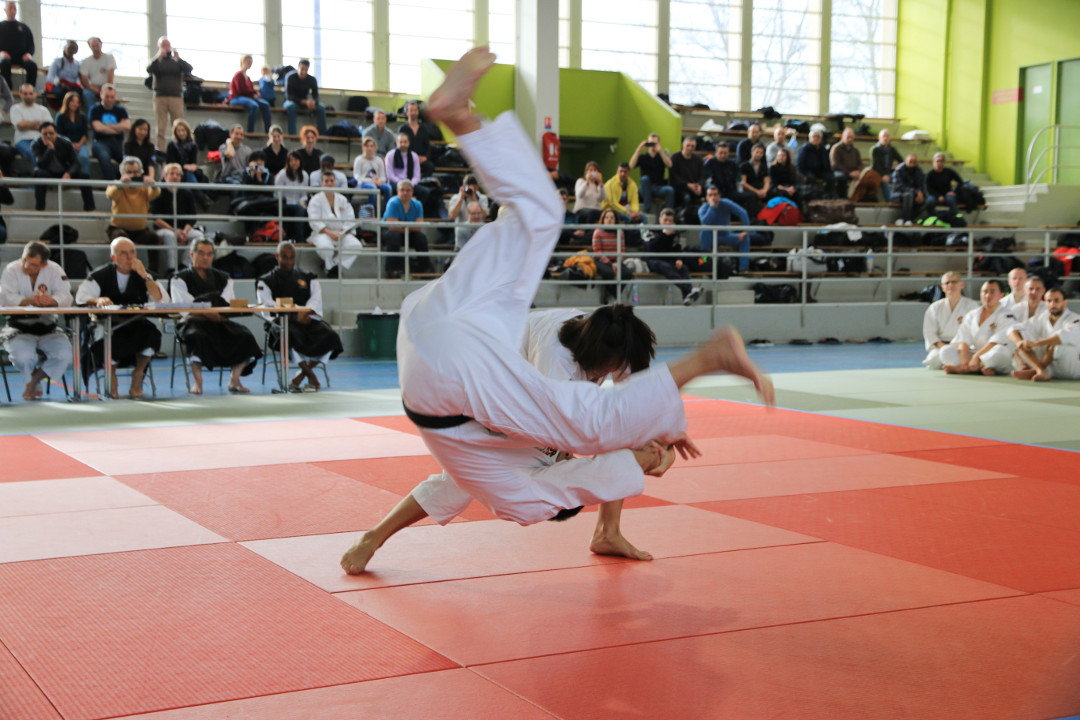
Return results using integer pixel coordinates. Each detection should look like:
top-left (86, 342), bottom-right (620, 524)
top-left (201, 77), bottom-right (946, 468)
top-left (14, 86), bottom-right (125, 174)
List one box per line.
top-left (2, 343), bottom-right (1079, 719)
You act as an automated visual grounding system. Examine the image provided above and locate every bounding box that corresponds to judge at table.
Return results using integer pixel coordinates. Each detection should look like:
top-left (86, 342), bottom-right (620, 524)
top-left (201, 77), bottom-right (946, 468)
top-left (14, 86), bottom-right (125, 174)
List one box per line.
top-left (169, 237), bottom-right (262, 395)
top-left (75, 236), bottom-right (163, 399)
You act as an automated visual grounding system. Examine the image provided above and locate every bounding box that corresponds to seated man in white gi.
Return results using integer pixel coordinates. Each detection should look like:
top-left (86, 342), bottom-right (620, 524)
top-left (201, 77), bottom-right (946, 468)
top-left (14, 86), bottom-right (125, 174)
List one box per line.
top-left (341, 47), bottom-right (772, 575)
top-left (1001, 267), bottom-right (1027, 309)
top-left (923, 271), bottom-right (978, 369)
top-left (1009, 286), bottom-right (1080, 381)
top-left (306, 170), bottom-right (363, 279)
top-left (942, 279), bottom-right (1020, 375)
top-left (75, 237), bottom-right (164, 399)
top-left (0, 240), bottom-right (72, 400)
top-left (256, 240), bottom-right (343, 391)
top-left (1009, 275), bottom-right (1046, 324)
top-left (170, 237), bottom-right (262, 394)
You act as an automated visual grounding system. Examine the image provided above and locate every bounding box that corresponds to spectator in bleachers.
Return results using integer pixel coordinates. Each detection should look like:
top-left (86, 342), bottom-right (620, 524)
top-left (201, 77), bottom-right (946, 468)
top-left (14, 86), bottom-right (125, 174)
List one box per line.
top-left (592, 207), bottom-right (633, 304)
top-left (229, 54), bottom-right (272, 134)
top-left (0, 73), bottom-right (11, 119)
top-left (353, 136), bottom-right (391, 204)
top-left (454, 200), bottom-right (486, 251)
top-left (891, 153), bottom-right (925, 225)
top-left (123, 118), bottom-right (157, 181)
top-left (923, 152), bottom-right (963, 216)
top-left (146, 36), bottom-right (191, 150)
top-left (704, 143), bottom-right (746, 209)
top-left (381, 179), bottom-right (432, 279)
top-left (258, 65), bottom-right (275, 106)
top-left (106, 156), bottom-right (166, 274)
top-left (165, 118), bottom-right (209, 189)
top-left (363, 108), bottom-right (395, 157)
top-left (0, 1), bottom-right (36, 90)
top-left (307, 154), bottom-right (346, 188)
top-left (603, 161), bottom-right (642, 222)
top-left (43, 40), bottom-right (81, 109)
top-left (643, 208), bottom-right (701, 306)
top-left (263, 124), bottom-right (288, 176)
top-left (283, 59), bottom-right (327, 135)
top-left (219, 124), bottom-right (251, 183)
top-left (922, 271), bottom-right (979, 369)
top-left (796, 129), bottom-right (834, 197)
top-left (871, 128), bottom-right (902, 201)
top-left (79, 36), bottom-right (114, 113)
top-left (448, 174), bottom-right (489, 225)
top-left (295, 125), bottom-right (323, 175)
top-left (736, 123), bottom-right (762, 165)
top-left (399, 100), bottom-right (436, 178)
top-left (89, 83), bottom-right (129, 181)
top-left (256, 241), bottom-right (343, 391)
top-left (739, 142), bottom-right (770, 218)
top-left (629, 133), bottom-right (674, 211)
top-left (698, 185), bottom-right (752, 272)
top-left (385, 131), bottom-right (430, 206)
top-left (272, 149), bottom-right (310, 242)
top-left (573, 160), bottom-right (606, 225)
top-left (670, 137), bottom-right (705, 208)
top-left (766, 125), bottom-right (797, 166)
top-left (152, 162), bottom-right (205, 269)
top-left (768, 147), bottom-right (797, 201)
top-left (557, 187), bottom-right (586, 246)
top-left (829, 127), bottom-right (861, 195)
top-left (308, 170), bottom-right (362, 278)
top-left (31, 120), bottom-right (95, 212)
top-left (11, 83), bottom-right (52, 165)
top-left (54, 90), bottom-right (90, 176)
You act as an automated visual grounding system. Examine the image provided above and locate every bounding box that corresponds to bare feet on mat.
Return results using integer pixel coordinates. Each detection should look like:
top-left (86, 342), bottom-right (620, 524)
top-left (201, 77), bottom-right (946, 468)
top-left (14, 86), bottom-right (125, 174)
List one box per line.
top-left (341, 531), bottom-right (382, 575)
top-left (980, 367), bottom-right (996, 376)
top-left (426, 46), bottom-right (495, 135)
top-left (21, 383), bottom-right (42, 401)
top-left (1033, 370), bottom-right (1052, 382)
top-left (590, 531), bottom-right (653, 561)
top-left (228, 382), bottom-right (250, 394)
top-left (1011, 369), bottom-right (1037, 380)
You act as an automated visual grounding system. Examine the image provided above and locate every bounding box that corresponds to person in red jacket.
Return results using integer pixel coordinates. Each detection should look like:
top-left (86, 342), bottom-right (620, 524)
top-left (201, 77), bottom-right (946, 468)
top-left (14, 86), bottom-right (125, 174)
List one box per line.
top-left (228, 54), bottom-right (271, 134)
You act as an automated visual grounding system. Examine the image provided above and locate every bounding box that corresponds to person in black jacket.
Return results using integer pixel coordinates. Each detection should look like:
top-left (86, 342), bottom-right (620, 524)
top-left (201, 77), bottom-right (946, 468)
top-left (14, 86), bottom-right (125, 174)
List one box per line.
top-left (642, 208), bottom-right (701, 305)
top-left (923, 152), bottom-right (963, 216)
top-left (283, 59), bottom-right (326, 135)
top-left (796, 129), bottom-right (835, 196)
top-left (871, 128), bottom-right (903, 201)
top-left (30, 122), bottom-right (95, 212)
top-left (0, 1), bottom-right (36, 89)
top-left (891, 154), bottom-right (926, 224)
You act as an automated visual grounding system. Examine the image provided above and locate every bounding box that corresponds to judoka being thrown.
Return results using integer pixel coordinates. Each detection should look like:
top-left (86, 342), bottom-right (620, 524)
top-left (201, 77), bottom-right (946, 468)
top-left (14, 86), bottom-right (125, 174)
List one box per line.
top-left (341, 47), bottom-right (773, 575)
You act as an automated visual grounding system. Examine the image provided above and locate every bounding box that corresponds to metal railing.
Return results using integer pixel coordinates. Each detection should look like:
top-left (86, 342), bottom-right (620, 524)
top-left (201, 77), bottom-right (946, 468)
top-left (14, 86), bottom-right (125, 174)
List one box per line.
top-left (1025, 124), bottom-right (1080, 200)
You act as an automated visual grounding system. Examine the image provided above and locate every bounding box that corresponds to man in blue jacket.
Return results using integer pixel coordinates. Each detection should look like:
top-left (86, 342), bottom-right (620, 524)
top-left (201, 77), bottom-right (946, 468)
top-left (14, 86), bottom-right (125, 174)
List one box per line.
top-left (698, 185), bottom-right (755, 272)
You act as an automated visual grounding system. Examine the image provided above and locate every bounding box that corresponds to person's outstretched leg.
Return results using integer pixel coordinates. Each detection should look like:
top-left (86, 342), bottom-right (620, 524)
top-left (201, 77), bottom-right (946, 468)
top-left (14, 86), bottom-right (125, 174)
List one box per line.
top-left (340, 493), bottom-right (430, 575)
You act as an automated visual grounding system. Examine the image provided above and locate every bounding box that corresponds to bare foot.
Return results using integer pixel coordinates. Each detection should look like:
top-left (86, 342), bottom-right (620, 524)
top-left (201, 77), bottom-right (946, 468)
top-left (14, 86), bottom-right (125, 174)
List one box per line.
top-left (21, 384), bottom-right (41, 401)
top-left (426, 46), bottom-right (495, 133)
top-left (341, 531), bottom-right (383, 575)
top-left (703, 327), bottom-right (774, 405)
top-left (189, 381), bottom-right (203, 395)
top-left (190, 365), bottom-right (203, 395)
top-left (590, 532), bottom-right (653, 561)
top-left (1033, 370), bottom-right (1052, 382)
top-left (228, 382), bottom-right (250, 394)
top-left (1011, 369), bottom-right (1037, 380)
top-left (943, 365), bottom-right (965, 374)
top-left (980, 367), bottom-right (996, 376)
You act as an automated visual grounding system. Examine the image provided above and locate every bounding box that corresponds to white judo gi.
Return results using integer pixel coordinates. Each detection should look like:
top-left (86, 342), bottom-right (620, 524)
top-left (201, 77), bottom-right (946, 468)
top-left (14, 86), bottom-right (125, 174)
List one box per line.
top-left (940, 303), bottom-right (1020, 374)
top-left (307, 191), bottom-right (363, 271)
top-left (922, 295), bottom-right (979, 369)
top-left (398, 113), bottom-right (686, 526)
top-left (0, 259), bottom-right (73, 384)
top-left (976, 300), bottom-right (1045, 373)
top-left (1012, 308), bottom-right (1080, 379)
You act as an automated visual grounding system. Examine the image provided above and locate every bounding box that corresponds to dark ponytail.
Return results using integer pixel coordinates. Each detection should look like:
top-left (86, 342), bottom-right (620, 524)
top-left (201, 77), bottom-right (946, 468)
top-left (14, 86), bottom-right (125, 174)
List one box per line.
top-left (558, 303), bottom-right (656, 377)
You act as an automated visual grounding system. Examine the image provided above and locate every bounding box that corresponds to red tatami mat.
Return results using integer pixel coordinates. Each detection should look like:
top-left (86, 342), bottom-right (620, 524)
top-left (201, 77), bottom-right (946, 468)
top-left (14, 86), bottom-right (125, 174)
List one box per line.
top-left (0, 544), bottom-right (454, 720)
top-left (245, 505), bottom-right (817, 592)
top-left (0, 436), bottom-right (99, 483)
top-left (0, 477), bottom-right (154, 518)
top-left (117, 463), bottom-right (431, 541)
top-left (339, 542), bottom-right (1018, 666)
top-left (110, 669), bottom-right (556, 720)
top-left (898, 443), bottom-right (1080, 485)
top-left (705, 490), bottom-right (1080, 593)
top-left (675, 433), bottom-right (874, 467)
top-left (1043, 588), bottom-right (1080, 607)
top-left (474, 595), bottom-right (1080, 720)
top-left (0, 641), bottom-right (61, 720)
top-left (648, 452), bottom-right (1013, 503)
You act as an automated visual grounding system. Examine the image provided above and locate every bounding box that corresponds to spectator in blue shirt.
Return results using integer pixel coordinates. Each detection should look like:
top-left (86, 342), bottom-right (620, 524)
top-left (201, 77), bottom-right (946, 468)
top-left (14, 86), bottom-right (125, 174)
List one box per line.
top-left (698, 186), bottom-right (759, 271)
top-left (381, 179), bottom-right (432, 278)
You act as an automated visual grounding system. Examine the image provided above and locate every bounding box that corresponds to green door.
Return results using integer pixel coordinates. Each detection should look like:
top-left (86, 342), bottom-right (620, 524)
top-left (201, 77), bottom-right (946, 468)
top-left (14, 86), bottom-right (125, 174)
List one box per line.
top-left (1057, 58), bottom-right (1080, 185)
top-left (1019, 63), bottom-right (1053, 185)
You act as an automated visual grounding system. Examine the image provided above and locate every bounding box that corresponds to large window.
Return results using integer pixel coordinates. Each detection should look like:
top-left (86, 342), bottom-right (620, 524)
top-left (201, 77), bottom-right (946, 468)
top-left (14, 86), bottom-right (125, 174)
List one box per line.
top-left (669, 0), bottom-right (741, 109)
top-left (488, 0), bottom-right (515, 67)
top-left (40, 0), bottom-right (148, 79)
top-left (166, 0), bottom-right (264, 83)
top-left (388, 0), bottom-right (474, 94)
top-left (829, 0), bottom-right (897, 117)
top-left (751, 0), bottom-right (822, 114)
top-left (580, 0), bottom-right (659, 93)
top-left (283, 0), bottom-right (374, 91)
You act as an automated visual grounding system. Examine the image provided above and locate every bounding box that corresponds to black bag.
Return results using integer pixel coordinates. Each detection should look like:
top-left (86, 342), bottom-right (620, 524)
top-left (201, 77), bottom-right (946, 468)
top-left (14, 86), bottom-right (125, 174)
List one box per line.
top-left (753, 282), bottom-right (798, 304)
top-left (806, 199), bottom-right (857, 224)
top-left (346, 95), bottom-right (369, 113)
top-left (825, 250), bottom-right (868, 273)
top-left (785, 120), bottom-right (810, 135)
top-left (749, 255), bottom-right (783, 272)
top-left (328, 120), bottom-right (361, 138)
top-left (945, 232), bottom-right (970, 247)
top-left (436, 146), bottom-right (468, 168)
top-left (40, 224), bottom-right (79, 245)
top-left (1028, 258), bottom-right (1064, 288)
top-left (755, 106), bottom-right (781, 120)
top-left (252, 253), bottom-right (277, 277)
top-left (273, 65), bottom-right (295, 84)
top-left (900, 284), bottom-right (944, 302)
top-left (183, 80), bottom-right (203, 106)
top-left (725, 120), bottom-right (749, 132)
top-left (956, 181), bottom-right (985, 211)
top-left (984, 236), bottom-right (1017, 254)
top-left (675, 204), bottom-right (700, 226)
top-left (194, 120), bottom-right (229, 151)
top-left (213, 252), bottom-right (255, 279)
top-left (56, 248), bottom-right (91, 279)
top-left (201, 88), bottom-right (225, 104)
top-left (213, 230), bottom-right (247, 247)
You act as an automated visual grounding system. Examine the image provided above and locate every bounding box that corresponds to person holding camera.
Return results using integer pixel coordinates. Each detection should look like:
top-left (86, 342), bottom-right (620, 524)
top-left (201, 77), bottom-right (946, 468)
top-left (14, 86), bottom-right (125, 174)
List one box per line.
top-left (105, 156), bottom-right (169, 274)
top-left (629, 134), bottom-right (674, 212)
top-left (146, 36), bottom-right (191, 150)
top-left (447, 174), bottom-right (489, 222)
top-left (573, 160), bottom-right (606, 225)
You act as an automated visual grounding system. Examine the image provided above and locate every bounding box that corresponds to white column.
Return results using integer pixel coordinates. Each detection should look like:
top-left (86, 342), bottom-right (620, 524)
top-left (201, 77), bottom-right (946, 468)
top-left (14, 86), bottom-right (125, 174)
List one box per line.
top-left (514, 0), bottom-right (559, 145)
top-left (148, 0), bottom-right (167, 58)
top-left (265, 0), bottom-right (283, 68)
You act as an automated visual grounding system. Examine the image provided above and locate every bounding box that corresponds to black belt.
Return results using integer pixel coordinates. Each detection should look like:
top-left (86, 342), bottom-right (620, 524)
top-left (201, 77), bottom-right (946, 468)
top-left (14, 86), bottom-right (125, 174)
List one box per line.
top-left (403, 402), bottom-right (472, 429)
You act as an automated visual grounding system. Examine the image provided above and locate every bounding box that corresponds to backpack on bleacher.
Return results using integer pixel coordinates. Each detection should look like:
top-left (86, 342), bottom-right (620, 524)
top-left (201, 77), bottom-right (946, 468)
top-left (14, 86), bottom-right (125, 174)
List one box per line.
top-left (194, 120), bottom-right (229, 150)
top-left (346, 95), bottom-right (369, 113)
top-left (328, 121), bottom-right (361, 138)
top-left (806, 199), bottom-right (857, 225)
top-left (183, 80), bottom-right (203, 106)
top-left (436, 147), bottom-right (468, 168)
top-left (956, 181), bottom-right (984, 211)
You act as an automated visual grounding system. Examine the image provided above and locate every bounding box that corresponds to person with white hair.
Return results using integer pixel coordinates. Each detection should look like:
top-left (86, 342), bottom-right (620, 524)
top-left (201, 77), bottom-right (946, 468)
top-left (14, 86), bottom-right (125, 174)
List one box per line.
top-left (923, 271), bottom-right (980, 369)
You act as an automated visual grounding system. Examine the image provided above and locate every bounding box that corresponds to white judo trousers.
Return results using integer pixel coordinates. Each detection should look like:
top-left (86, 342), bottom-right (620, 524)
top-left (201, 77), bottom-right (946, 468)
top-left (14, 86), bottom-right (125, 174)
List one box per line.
top-left (397, 113), bottom-right (686, 526)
